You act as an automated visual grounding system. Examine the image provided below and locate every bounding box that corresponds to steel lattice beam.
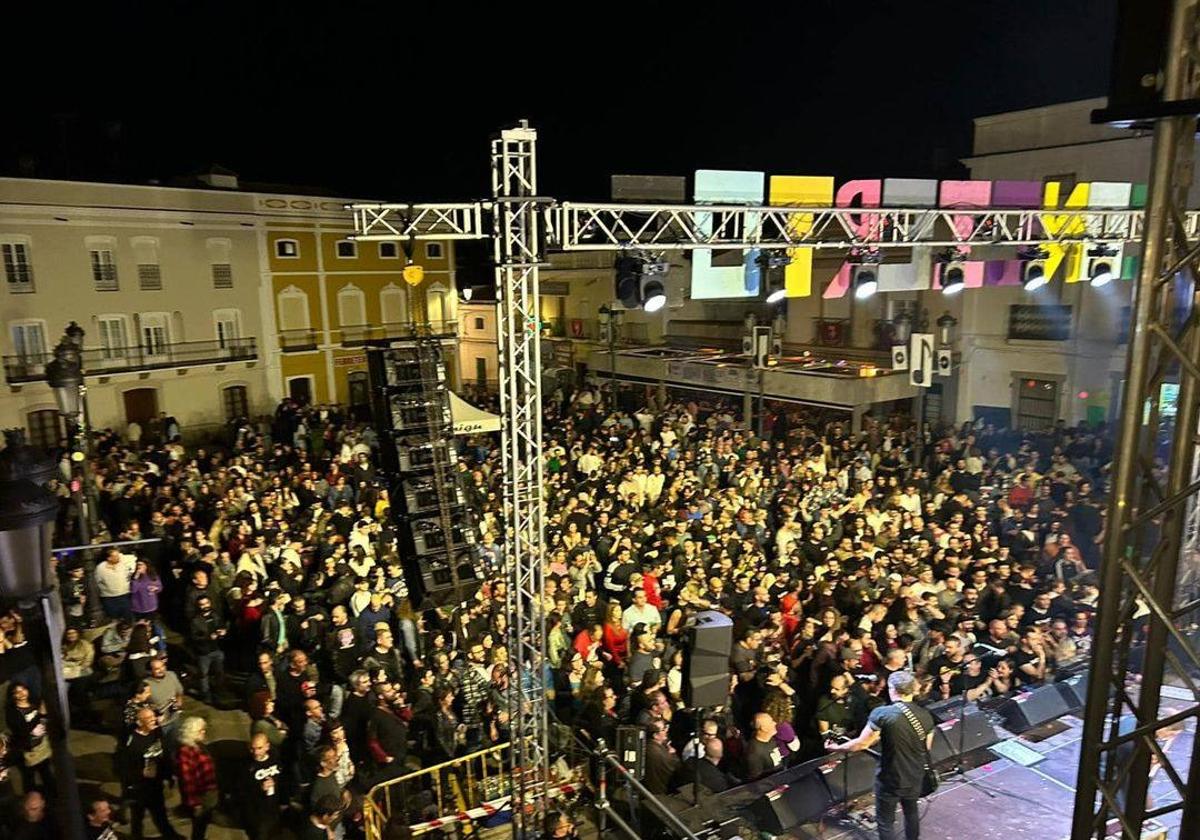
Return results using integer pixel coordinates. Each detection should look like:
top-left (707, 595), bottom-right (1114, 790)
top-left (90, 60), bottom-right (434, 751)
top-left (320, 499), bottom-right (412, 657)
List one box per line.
top-left (1071, 1), bottom-right (1200, 837)
top-left (350, 199), bottom-right (1200, 251)
top-left (492, 122), bottom-right (551, 837)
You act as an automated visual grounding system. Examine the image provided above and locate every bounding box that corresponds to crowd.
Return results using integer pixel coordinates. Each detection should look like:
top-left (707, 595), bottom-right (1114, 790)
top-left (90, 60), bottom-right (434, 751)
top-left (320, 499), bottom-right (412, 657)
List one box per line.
top-left (0, 382), bottom-right (1113, 839)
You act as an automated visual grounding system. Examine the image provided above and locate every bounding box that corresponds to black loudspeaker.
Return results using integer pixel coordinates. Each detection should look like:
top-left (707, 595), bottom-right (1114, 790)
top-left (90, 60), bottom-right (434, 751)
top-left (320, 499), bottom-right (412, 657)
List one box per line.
top-left (1095, 0), bottom-right (1174, 123)
top-left (683, 610), bottom-right (734, 709)
top-left (821, 751), bottom-right (877, 801)
top-left (747, 773), bottom-right (833, 834)
top-left (615, 725), bottom-right (645, 781)
top-left (996, 685), bottom-right (1071, 733)
top-left (1056, 672), bottom-right (1089, 712)
top-left (929, 712), bottom-right (1000, 766)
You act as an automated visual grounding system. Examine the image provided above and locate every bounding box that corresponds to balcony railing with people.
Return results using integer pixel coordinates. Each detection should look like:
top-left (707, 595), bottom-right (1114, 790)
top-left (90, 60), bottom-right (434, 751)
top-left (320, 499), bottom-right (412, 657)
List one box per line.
top-left (2, 338), bottom-right (259, 384)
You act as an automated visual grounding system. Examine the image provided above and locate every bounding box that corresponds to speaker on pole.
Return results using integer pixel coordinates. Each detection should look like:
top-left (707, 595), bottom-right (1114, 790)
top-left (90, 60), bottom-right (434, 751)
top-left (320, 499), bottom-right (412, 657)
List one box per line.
top-left (682, 610), bottom-right (733, 709)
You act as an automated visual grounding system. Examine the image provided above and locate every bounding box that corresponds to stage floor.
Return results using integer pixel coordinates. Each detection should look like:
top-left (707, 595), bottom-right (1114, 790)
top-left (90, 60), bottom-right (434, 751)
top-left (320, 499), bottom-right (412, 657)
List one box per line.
top-left (799, 704), bottom-right (1196, 840)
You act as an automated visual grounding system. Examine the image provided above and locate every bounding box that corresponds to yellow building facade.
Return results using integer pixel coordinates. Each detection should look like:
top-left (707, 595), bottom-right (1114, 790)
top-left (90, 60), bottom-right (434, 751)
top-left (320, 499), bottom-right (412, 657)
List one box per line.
top-left (258, 195), bottom-right (457, 411)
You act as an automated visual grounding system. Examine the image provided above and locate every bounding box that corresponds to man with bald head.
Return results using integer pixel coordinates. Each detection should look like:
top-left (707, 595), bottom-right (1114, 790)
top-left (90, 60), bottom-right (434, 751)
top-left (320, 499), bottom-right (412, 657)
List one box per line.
top-left (744, 712), bottom-right (783, 779)
top-left (679, 736), bottom-right (742, 793)
top-left (120, 706), bottom-right (180, 840)
top-left (241, 731), bottom-right (284, 838)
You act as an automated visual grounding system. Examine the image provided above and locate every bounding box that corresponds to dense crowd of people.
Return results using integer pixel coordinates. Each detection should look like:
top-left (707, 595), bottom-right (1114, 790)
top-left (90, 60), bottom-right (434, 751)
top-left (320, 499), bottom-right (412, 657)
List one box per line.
top-left (0, 383), bottom-right (1114, 838)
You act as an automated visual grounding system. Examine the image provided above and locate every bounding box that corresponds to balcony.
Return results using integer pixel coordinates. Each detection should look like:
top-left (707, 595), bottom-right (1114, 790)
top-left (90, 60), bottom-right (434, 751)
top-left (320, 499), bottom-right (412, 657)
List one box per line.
top-left (338, 320), bottom-right (458, 347)
top-left (279, 329), bottom-right (319, 352)
top-left (3, 338), bottom-right (259, 384)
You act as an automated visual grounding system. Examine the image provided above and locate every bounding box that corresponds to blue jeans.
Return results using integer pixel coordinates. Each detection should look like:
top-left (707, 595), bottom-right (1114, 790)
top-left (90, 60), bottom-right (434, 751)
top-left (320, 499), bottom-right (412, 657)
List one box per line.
top-left (875, 781), bottom-right (921, 840)
top-left (194, 650), bottom-right (225, 701)
top-left (101, 594), bottom-right (132, 621)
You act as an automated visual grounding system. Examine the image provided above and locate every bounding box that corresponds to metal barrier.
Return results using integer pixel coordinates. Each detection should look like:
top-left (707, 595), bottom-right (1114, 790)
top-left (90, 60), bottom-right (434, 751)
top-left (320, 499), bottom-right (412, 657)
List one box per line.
top-left (362, 741), bottom-right (584, 839)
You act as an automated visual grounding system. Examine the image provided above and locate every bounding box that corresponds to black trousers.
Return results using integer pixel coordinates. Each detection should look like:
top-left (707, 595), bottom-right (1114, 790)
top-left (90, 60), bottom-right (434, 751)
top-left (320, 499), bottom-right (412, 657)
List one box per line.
top-left (129, 782), bottom-right (177, 840)
top-left (875, 781), bottom-right (921, 840)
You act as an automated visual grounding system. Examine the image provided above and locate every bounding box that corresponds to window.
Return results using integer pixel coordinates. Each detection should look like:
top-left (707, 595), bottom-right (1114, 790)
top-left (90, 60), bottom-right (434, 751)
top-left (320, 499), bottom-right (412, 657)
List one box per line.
top-left (222, 385), bottom-right (249, 420)
top-left (26, 409), bottom-right (62, 450)
top-left (278, 287), bottom-right (311, 330)
top-left (2, 240), bottom-right (34, 293)
top-left (1016, 377), bottom-right (1059, 431)
top-left (132, 237), bottom-right (162, 290)
top-left (1008, 305), bottom-right (1072, 341)
top-left (425, 242), bottom-right (444, 260)
top-left (87, 237), bottom-right (119, 291)
top-left (474, 317), bottom-right (485, 330)
top-left (10, 321), bottom-right (46, 363)
top-left (336, 240), bottom-right (357, 259)
top-left (139, 313), bottom-right (170, 356)
top-left (276, 239), bottom-right (299, 258)
top-left (476, 357), bottom-right (488, 385)
top-left (207, 238), bottom-right (233, 289)
top-left (379, 242), bottom-right (399, 259)
top-left (337, 284), bottom-right (367, 328)
top-left (97, 315), bottom-right (130, 359)
top-left (214, 309), bottom-right (241, 349)
top-left (380, 284), bottom-right (407, 325)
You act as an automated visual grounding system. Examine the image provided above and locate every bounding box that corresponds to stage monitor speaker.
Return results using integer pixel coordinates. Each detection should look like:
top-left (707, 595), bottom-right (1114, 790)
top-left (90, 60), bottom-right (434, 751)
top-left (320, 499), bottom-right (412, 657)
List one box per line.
top-left (996, 684), bottom-right (1071, 734)
top-left (929, 712), bottom-right (1000, 765)
top-left (1056, 672), bottom-right (1089, 712)
top-left (820, 751), bottom-right (876, 801)
top-left (683, 610), bottom-right (734, 709)
top-left (746, 773), bottom-right (833, 834)
top-left (616, 725), bottom-right (645, 780)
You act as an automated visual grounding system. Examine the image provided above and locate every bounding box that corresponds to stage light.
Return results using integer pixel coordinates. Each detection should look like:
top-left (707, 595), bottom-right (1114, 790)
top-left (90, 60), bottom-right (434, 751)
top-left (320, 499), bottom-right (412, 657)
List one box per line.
top-left (1086, 244), bottom-right (1120, 287)
top-left (643, 279), bottom-right (667, 312)
top-left (1023, 261), bottom-right (1048, 291)
top-left (941, 266), bottom-right (965, 296)
top-left (853, 268), bottom-right (878, 300)
top-left (757, 252), bottom-right (790, 303)
top-left (615, 253), bottom-right (670, 311)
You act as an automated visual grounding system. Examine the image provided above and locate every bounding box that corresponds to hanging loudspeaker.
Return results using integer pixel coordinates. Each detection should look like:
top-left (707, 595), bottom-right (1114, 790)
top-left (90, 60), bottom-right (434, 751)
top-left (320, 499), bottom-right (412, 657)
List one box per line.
top-left (891, 345), bottom-right (908, 371)
top-left (936, 349), bottom-right (952, 376)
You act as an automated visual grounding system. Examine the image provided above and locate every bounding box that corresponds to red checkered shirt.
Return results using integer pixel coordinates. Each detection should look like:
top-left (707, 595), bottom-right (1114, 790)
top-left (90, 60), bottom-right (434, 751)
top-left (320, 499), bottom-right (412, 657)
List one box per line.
top-left (176, 745), bottom-right (217, 808)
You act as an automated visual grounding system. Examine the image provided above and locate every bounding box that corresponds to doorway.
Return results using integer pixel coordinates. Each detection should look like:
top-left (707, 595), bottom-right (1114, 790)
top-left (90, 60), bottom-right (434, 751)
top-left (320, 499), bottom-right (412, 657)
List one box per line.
top-left (123, 388), bottom-right (159, 427)
top-left (287, 376), bottom-right (314, 406)
top-left (347, 371), bottom-right (370, 421)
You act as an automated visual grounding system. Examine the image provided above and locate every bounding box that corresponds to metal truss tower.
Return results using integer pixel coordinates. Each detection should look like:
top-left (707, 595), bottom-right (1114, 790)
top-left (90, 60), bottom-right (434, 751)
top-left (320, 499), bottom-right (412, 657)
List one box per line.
top-left (1071, 1), bottom-right (1200, 837)
top-left (491, 122), bottom-right (551, 835)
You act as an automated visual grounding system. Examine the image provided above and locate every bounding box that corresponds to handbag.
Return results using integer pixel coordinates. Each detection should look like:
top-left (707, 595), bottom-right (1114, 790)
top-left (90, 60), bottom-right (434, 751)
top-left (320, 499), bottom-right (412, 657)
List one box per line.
top-left (898, 702), bottom-right (940, 797)
top-left (23, 738), bottom-right (51, 767)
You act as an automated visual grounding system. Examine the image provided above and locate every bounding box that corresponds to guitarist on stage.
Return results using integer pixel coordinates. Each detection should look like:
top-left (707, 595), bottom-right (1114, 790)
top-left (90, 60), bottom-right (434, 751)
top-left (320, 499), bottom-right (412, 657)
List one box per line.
top-left (826, 671), bottom-right (936, 840)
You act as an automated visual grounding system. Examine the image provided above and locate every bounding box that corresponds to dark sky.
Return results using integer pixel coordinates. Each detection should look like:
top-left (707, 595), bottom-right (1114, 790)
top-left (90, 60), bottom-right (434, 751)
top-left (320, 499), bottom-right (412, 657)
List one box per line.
top-left (3, 1), bottom-right (1118, 202)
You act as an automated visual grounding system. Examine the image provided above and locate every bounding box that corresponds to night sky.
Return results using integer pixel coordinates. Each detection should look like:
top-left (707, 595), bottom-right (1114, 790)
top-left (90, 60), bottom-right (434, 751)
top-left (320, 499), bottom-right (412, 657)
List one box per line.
top-left (3, 1), bottom-right (1118, 202)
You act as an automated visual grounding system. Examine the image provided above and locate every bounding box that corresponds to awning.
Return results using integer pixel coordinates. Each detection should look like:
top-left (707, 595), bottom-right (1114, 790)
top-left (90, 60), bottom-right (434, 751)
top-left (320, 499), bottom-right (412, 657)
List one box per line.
top-left (449, 391), bottom-right (501, 435)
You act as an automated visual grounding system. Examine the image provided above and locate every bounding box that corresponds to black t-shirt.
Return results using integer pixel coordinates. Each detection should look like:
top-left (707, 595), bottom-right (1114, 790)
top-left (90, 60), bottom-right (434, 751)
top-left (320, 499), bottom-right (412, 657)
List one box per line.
top-left (744, 737), bottom-right (784, 779)
top-left (815, 695), bottom-right (854, 738)
top-left (868, 701), bottom-right (935, 797)
top-left (244, 752), bottom-right (284, 809)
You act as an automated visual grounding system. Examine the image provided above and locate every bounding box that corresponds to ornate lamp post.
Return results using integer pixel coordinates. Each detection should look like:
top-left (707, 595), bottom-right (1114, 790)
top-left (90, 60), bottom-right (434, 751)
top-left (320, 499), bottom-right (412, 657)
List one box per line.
top-left (598, 304), bottom-right (622, 408)
top-left (0, 430), bottom-right (85, 840)
top-left (45, 327), bottom-right (95, 545)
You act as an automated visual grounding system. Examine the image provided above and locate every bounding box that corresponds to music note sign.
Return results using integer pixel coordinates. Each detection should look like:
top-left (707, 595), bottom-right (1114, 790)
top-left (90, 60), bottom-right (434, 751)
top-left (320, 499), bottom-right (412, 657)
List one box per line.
top-left (909, 333), bottom-right (935, 387)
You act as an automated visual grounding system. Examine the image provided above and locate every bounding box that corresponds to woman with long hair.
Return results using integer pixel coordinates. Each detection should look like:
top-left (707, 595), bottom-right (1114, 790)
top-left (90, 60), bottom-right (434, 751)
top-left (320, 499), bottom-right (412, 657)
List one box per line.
top-left (601, 602), bottom-right (629, 671)
top-left (176, 716), bottom-right (219, 840)
top-left (130, 558), bottom-right (164, 621)
top-left (5, 683), bottom-right (54, 799)
top-left (248, 690), bottom-right (289, 751)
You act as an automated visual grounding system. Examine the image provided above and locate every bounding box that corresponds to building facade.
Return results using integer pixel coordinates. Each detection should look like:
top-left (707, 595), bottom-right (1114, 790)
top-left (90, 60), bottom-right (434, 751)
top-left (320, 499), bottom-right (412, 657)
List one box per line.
top-left (0, 178), bottom-right (455, 445)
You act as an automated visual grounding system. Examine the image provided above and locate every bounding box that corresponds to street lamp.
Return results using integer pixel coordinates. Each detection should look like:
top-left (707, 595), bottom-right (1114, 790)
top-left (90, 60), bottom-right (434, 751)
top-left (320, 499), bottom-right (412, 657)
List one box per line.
top-left (937, 311), bottom-right (959, 347)
top-left (45, 337), bottom-right (94, 548)
top-left (0, 430), bottom-right (85, 840)
top-left (46, 339), bottom-right (83, 419)
top-left (598, 304), bottom-right (621, 408)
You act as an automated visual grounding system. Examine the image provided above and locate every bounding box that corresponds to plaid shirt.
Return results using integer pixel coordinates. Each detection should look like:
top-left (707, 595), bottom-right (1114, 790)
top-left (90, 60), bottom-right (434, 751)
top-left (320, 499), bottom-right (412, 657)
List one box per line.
top-left (176, 745), bottom-right (217, 808)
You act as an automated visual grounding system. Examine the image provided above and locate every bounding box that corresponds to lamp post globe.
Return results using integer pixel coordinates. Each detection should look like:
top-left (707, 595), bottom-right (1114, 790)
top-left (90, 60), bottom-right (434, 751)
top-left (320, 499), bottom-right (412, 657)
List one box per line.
top-left (45, 340), bottom-right (84, 419)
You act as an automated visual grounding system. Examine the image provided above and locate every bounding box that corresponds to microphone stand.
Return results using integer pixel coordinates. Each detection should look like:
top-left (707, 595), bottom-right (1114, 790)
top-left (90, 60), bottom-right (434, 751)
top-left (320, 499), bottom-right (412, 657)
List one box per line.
top-left (938, 672), bottom-right (996, 798)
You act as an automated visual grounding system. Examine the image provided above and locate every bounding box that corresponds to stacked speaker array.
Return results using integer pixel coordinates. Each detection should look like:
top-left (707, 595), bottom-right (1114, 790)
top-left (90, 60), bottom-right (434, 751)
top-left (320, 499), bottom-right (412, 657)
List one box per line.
top-left (367, 340), bottom-right (482, 608)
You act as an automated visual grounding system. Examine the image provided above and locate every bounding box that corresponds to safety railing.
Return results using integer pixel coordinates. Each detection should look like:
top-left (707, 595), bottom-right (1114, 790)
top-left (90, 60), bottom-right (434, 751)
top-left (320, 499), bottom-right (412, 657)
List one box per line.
top-left (363, 739), bottom-right (584, 839)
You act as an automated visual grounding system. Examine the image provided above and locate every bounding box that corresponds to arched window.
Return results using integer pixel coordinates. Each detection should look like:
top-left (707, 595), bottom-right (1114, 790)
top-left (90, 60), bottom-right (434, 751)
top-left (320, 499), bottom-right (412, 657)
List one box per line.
top-left (380, 283), bottom-right (407, 326)
top-left (222, 385), bottom-right (249, 420)
top-left (337, 283), bottom-right (367, 327)
top-left (426, 282), bottom-right (448, 329)
top-left (277, 286), bottom-right (313, 350)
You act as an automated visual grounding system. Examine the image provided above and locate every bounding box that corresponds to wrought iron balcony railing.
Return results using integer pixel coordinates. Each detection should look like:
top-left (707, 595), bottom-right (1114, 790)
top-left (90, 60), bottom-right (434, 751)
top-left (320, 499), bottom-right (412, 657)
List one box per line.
top-left (3, 338), bottom-right (259, 383)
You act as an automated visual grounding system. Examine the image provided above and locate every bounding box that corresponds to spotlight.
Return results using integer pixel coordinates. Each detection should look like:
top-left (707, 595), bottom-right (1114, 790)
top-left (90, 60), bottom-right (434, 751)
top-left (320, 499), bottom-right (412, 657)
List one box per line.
top-left (1023, 261), bottom-right (1048, 291)
top-left (1018, 247), bottom-right (1050, 292)
top-left (1086, 244), bottom-right (1120, 288)
top-left (758, 252), bottom-right (791, 303)
top-left (643, 279), bottom-right (667, 312)
top-left (853, 267), bottom-right (878, 300)
top-left (614, 254), bottom-right (670, 311)
top-left (461, 286), bottom-right (473, 301)
top-left (941, 266), bottom-right (965, 296)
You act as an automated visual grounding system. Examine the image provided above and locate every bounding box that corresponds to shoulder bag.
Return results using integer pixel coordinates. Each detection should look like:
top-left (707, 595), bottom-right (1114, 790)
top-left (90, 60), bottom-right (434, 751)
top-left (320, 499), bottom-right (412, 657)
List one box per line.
top-left (898, 702), bottom-right (939, 797)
